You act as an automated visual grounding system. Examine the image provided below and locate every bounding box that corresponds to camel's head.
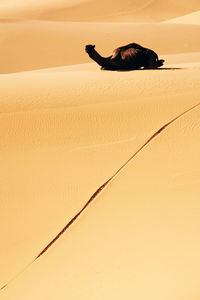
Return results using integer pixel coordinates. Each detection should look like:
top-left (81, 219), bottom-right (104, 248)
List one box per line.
top-left (85, 44), bottom-right (96, 53)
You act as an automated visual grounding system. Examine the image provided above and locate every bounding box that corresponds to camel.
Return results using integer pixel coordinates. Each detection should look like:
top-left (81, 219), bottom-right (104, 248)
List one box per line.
top-left (85, 43), bottom-right (165, 70)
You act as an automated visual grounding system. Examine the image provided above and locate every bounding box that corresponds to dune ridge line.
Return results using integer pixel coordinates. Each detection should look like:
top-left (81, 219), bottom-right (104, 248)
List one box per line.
top-left (1, 101), bottom-right (200, 292)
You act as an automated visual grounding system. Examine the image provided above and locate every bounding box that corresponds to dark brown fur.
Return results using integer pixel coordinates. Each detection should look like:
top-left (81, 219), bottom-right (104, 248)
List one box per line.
top-left (85, 43), bottom-right (164, 70)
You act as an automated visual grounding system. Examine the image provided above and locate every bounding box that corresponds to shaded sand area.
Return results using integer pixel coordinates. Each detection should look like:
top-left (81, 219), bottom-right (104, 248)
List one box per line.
top-left (0, 0), bottom-right (200, 299)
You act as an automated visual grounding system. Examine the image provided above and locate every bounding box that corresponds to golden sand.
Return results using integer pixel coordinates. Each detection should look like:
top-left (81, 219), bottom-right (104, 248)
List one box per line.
top-left (0, 1), bottom-right (200, 299)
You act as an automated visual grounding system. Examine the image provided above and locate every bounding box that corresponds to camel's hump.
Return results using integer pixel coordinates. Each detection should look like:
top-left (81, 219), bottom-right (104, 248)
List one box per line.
top-left (112, 47), bottom-right (140, 60)
top-left (111, 48), bottom-right (121, 60)
top-left (120, 48), bottom-right (140, 60)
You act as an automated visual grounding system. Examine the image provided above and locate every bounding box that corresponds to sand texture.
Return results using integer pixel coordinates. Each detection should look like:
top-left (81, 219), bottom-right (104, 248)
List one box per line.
top-left (0, 1), bottom-right (200, 299)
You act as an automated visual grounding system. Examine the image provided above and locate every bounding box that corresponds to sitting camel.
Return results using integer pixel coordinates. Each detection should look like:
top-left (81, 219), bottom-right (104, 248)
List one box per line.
top-left (85, 43), bottom-right (164, 70)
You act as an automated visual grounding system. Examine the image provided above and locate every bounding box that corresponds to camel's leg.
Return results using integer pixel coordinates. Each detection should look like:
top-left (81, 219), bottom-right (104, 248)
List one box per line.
top-left (147, 59), bottom-right (165, 69)
top-left (156, 59), bottom-right (165, 67)
top-left (144, 60), bottom-right (164, 69)
top-left (143, 49), bottom-right (164, 69)
top-left (145, 51), bottom-right (165, 69)
top-left (101, 66), bottom-right (118, 71)
top-left (144, 54), bottom-right (157, 69)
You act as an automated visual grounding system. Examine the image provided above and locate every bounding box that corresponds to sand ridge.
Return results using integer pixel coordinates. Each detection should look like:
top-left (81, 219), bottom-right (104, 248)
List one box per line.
top-left (1, 100), bottom-right (200, 300)
top-left (23, 101), bottom-right (200, 261)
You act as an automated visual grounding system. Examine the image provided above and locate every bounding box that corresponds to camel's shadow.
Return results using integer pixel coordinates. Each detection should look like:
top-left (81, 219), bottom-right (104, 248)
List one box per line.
top-left (106, 67), bottom-right (184, 72)
top-left (145, 67), bottom-right (183, 71)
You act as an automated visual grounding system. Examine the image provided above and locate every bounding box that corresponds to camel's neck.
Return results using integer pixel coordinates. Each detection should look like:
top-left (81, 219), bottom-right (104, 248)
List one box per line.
top-left (88, 49), bottom-right (110, 67)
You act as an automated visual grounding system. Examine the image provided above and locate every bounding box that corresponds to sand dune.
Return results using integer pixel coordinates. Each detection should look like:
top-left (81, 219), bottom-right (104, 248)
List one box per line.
top-left (0, 0), bottom-right (199, 22)
top-left (38, 0), bottom-right (200, 22)
top-left (0, 59), bottom-right (200, 292)
top-left (0, 21), bottom-right (200, 73)
top-left (1, 71), bottom-right (200, 299)
top-left (0, 0), bottom-right (199, 73)
top-left (0, 0), bottom-right (200, 299)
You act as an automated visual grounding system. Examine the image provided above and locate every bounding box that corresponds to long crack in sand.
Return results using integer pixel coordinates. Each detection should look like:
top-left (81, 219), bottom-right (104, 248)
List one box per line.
top-left (1, 101), bottom-right (200, 291)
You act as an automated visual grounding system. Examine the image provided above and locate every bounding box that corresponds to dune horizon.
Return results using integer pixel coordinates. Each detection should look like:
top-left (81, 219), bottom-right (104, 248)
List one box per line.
top-left (0, 1), bottom-right (200, 299)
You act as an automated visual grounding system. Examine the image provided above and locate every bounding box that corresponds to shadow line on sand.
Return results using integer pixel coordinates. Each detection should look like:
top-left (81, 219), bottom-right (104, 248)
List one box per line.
top-left (148, 67), bottom-right (183, 70)
top-left (113, 67), bottom-right (184, 72)
top-left (1, 101), bottom-right (200, 291)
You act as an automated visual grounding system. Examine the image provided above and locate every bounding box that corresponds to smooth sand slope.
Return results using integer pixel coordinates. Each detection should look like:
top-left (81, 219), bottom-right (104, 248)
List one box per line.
top-left (1, 66), bottom-right (200, 298)
top-left (0, 0), bottom-right (200, 299)
top-left (1, 60), bottom-right (200, 298)
top-left (165, 10), bottom-right (200, 24)
top-left (0, 0), bottom-right (199, 22)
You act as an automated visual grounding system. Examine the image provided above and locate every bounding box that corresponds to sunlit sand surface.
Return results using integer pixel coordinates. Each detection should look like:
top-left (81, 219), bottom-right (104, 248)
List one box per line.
top-left (165, 10), bottom-right (200, 24)
top-left (0, 0), bottom-right (200, 299)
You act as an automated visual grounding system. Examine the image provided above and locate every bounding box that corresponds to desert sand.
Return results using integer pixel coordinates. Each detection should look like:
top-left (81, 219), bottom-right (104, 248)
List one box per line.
top-left (0, 1), bottom-right (200, 299)
top-left (165, 10), bottom-right (200, 24)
